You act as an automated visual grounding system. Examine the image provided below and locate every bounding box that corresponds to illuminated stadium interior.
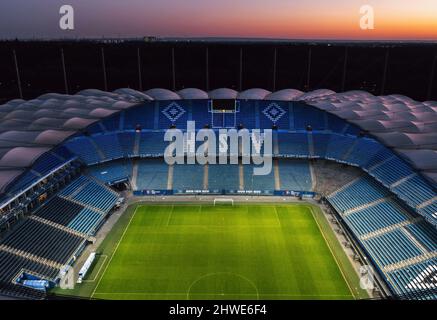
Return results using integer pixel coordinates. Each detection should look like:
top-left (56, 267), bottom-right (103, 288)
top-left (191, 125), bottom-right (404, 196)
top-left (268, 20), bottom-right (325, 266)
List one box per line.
top-left (0, 87), bottom-right (435, 300)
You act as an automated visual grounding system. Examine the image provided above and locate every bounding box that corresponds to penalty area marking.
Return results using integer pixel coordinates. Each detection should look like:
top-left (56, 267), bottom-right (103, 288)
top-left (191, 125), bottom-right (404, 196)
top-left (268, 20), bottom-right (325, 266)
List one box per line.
top-left (82, 255), bottom-right (107, 283)
top-left (186, 272), bottom-right (260, 300)
top-left (91, 205), bottom-right (140, 298)
top-left (308, 206), bottom-right (356, 299)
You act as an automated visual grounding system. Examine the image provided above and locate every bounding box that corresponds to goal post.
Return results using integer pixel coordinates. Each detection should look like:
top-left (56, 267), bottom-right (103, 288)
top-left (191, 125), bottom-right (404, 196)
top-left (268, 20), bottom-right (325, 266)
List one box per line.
top-left (213, 198), bottom-right (234, 206)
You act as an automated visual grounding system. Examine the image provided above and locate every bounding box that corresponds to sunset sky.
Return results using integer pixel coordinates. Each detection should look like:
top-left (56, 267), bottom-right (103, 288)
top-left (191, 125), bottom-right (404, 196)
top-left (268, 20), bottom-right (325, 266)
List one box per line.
top-left (0, 0), bottom-right (436, 40)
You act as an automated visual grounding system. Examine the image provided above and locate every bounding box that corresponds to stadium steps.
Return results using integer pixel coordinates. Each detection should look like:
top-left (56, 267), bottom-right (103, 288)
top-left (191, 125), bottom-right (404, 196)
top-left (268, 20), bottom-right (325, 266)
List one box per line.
top-left (401, 227), bottom-right (429, 254)
top-left (30, 216), bottom-right (87, 239)
top-left (131, 159), bottom-right (139, 190)
top-left (340, 139), bottom-right (359, 161)
top-left (133, 132), bottom-right (141, 156)
top-left (417, 196), bottom-right (437, 209)
top-left (59, 195), bottom-right (105, 215)
top-left (328, 175), bottom-right (363, 198)
top-left (273, 131), bottom-right (279, 155)
top-left (87, 175), bottom-right (120, 198)
top-left (203, 164), bottom-right (209, 189)
top-left (66, 179), bottom-right (90, 199)
top-left (342, 197), bottom-right (391, 216)
top-left (368, 155), bottom-right (397, 171)
top-left (309, 161), bottom-right (316, 191)
top-left (390, 173), bottom-right (417, 188)
top-left (97, 122), bottom-right (107, 133)
top-left (119, 110), bottom-right (125, 130)
top-left (273, 159), bottom-right (280, 190)
top-left (239, 162), bottom-right (244, 190)
top-left (307, 132), bottom-right (315, 157)
top-left (167, 164), bottom-right (174, 190)
top-left (360, 218), bottom-right (420, 241)
top-left (0, 244), bottom-right (62, 270)
top-left (88, 137), bottom-right (106, 161)
top-left (341, 123), bottom-right (350, 134)
top-left (383, 251), bottom-right (437, 273)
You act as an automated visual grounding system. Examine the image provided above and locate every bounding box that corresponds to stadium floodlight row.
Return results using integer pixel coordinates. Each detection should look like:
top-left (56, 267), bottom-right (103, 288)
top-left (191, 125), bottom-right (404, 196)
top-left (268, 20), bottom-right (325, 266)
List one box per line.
top-left (0, 87), bottom-right (435, 300)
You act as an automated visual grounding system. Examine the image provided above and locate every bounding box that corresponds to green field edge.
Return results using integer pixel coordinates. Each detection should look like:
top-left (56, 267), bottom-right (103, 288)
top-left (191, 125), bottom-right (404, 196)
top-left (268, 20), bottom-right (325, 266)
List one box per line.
top-left (51, 202), bottom-right (369, 300)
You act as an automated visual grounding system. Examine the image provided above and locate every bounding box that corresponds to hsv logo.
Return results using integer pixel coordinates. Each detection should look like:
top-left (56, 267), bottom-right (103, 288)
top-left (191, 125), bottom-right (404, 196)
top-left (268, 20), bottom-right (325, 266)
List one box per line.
top-left (162, 102), bottom-right (186, 122)
top-left (262, 103), bottom-right (286, 123)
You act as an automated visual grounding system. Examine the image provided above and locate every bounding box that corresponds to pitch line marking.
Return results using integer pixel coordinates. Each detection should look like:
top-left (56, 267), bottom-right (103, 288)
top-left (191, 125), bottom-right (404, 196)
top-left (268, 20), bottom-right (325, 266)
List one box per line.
top-left (82, 255), bottom-right (107, 283)
top-left (91, 205), bottom-right (140, 298)
top-left (273, 206), bottom-right (282, 228)
top-left (308, 206), bottom-right (355, 299)
top-left (186, 272), bottom-right (260, 300)
top-left (165, 205), bottom-right (174, 227)
top-left (93, 292), bottom-right (352, 297)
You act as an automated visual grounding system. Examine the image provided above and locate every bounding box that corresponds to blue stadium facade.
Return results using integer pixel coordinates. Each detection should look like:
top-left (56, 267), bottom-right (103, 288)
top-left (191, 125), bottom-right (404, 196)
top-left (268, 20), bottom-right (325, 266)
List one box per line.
top-left (0, 87), bottom-right (435, 299)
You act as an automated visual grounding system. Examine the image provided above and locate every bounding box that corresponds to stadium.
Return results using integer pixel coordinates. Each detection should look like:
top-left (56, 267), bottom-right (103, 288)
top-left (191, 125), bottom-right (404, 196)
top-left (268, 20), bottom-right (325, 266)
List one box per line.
top-left (0, 85), bottom-right (435, 301)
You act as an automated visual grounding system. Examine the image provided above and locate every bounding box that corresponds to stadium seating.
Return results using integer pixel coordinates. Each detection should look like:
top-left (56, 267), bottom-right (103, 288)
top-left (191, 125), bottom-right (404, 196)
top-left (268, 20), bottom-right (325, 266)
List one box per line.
top-left (243, 163), bottom-right (275, 191)
top-left (173, 164), bottom-right (204, 190)
top-left (393, 175), bottom-right (435, 207)
top-left (139, 132), bottom-right (168, 156)
top-left (328, 176), bottom-right (390, 213)
top-left (312, 133), bottom-right (331, 158)
top-left (0, 251), bottom-right (58, 298)
top-left (135, 159), bottom-right (169, 190)
top-left (31, 152), bottom-right (65, 176)
top-left (362, 229), bottom-right (423, 267)
top-left (34, 196), bottom-right (84, 226)
top-left (369, 156), bottom-right (414, 186)
top-left (293, 103), bottom-right (326, 130)
top-left (344, 201), bottom-right (409, 236)
top-left (324, 134), bottom-right (355, 161)
top-left (92, 134), bottom-right (124, 160)
top-left (123, 105), bottom-right (155, 130)
top-left (208, 164), bottom-right (239, 191)
top-left (343, 138), bottom-right (383, 167)
top-left (7, 171), bottom-right (41, 194)
top-left (67, 208), bottom-right (103, 234)
top-left (387, 259), bottom-right (437, 300)
top-left (118, 132), bottom-right (136, 156)
top-left (419, 202), bottom-right (437, 222)
top-left (277, 133), bottom-right (309, 157)
top-left (59, 175), bottom-right (89, 197)
top-left (87, 160), bottom-right (132, 185)
top-left (100, 113), bottom-right (121, 132)
top-left (327, 172), bottom-right (437, 298)
top-left (1, 97), bottom-right (435, 300)
top-left (405, 221), bottom-right (437, 252)
top-left (237, 102), bottom-right (257, 129)
top-left (64, 137), bottom-right (102, 165)
top-left (0, 219), bottom-right (84, 264)
top-left (72, 180), bottom-right (118, 212)
top-left (278, 160), bottom-right (312, 191)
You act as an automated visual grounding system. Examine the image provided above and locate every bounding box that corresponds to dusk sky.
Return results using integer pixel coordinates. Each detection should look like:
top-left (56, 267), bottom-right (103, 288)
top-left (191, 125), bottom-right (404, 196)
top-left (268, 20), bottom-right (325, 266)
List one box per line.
top-left (0, 0), bottom-right (436, 40)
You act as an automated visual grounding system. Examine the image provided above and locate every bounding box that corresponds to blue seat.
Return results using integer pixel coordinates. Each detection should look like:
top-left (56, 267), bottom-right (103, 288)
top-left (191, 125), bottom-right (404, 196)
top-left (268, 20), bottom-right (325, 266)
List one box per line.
top-left (278, 160), bottom-right (312, 191)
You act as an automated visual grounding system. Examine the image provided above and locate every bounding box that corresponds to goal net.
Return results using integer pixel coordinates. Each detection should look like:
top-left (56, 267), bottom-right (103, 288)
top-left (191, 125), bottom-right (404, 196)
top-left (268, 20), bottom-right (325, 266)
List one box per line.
top-left (213, 198), bottom-right (234, 206)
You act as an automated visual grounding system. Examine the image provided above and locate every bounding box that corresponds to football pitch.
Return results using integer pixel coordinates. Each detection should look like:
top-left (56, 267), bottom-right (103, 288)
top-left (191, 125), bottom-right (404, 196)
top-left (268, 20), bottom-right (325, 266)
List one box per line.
top-left (89, 203), bottom-right (362, 300)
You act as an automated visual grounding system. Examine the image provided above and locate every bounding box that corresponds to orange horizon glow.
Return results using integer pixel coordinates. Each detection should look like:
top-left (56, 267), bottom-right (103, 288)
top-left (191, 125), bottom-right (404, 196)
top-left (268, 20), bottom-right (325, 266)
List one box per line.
top-left (0, 0), bottom-right (436, 40)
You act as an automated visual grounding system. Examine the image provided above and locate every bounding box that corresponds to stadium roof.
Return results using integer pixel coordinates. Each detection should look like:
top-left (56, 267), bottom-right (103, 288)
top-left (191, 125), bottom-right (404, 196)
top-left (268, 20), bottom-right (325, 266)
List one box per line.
top-left (0, 87), bottom-right (436, 194)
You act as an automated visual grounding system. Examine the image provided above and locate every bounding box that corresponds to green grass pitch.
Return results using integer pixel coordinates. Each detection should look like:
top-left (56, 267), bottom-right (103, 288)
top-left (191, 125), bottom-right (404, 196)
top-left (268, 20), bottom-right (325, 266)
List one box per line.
top-left (88, 203), bottom-right (361, 300)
